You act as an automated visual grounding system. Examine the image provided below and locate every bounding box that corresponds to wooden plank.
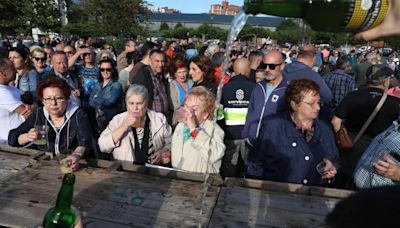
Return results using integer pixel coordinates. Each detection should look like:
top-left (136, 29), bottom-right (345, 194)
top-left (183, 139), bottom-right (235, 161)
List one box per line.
top-left (0, 161), bottom-right (219, 228)
top-left (0, 153), bottom-right (31, 181)
top-left (121, 162), bottom-right (224, 186)
top-left (224, 177), bottom-right (354, 199)
top-left (209, 185), bottom-right (335, 228)
top-left (0, 145), bottom-right (44, 158)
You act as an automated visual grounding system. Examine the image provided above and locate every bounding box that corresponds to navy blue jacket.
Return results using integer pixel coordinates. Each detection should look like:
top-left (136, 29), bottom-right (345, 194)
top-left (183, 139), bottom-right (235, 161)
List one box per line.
top-left (283, 61), bottom-right (333, 102)
top-left (242, 78), bottom-right (288, 143)
top-left (248, 112), bottom-right (340, 186)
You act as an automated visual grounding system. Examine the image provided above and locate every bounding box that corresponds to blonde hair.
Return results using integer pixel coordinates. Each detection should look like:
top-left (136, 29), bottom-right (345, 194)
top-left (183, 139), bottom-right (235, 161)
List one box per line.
top-left (184, 86), bottom-right (215, 120)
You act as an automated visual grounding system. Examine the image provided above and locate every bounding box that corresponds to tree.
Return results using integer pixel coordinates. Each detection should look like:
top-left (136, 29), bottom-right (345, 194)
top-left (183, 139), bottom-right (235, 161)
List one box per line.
top-left (238, 25), bottom-right (271, 41)
top-left (0, 0), bottom-right (62, 35)
top-left (193, 24), bottom-right (228, 40)
top-left (64, 0), bottom-right (149, 37)
top-left (160, 22), bottom-right (169, 31)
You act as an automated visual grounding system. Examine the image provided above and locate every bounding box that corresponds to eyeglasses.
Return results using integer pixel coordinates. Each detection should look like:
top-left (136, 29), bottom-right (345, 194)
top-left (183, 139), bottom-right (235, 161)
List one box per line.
top-left (43, 97), bottom-right (66, 104)
top-left (260, 62), bottom-right (283, 70)
top-left (100, 68), bottom-right (112, 72)
top-left (34, 57), bottom-right (47, 62)
top-left (301, 100), bottom-right (321, 107)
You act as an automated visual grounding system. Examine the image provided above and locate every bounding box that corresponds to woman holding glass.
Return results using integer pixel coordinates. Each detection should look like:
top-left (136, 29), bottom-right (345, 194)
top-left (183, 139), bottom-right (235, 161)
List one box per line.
top-left (171, 86), bottom-right (225, 174)
top-left (98, 84), bottom-right (172, 165)
top-left (89, 58), bottom-right (123, 133)
top-left (248, 79), bottom-right (340, 185)
top-left (8, 77), bottom-right (93, 171)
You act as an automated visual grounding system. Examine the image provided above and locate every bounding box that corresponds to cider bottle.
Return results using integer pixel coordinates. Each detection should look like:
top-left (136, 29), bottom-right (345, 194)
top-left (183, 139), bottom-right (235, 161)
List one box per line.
top-left (243, 0), bottom-right (389, 32)
top-left (43, 173), bottom-right (80, 228)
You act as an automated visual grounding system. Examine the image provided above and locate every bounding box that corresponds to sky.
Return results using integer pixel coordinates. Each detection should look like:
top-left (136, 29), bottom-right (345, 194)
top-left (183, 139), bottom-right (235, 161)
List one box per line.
top-left (148, 0), bottom-right (244, 14)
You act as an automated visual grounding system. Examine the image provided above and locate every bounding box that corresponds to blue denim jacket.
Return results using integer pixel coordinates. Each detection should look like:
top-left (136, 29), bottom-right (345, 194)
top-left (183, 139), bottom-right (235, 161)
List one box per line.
top-left (89, 80), bottom-right (123, 121)
top-left (18, 70), bottom-right (39, 102)
top-left (248, 112), bottom-right (341, 186)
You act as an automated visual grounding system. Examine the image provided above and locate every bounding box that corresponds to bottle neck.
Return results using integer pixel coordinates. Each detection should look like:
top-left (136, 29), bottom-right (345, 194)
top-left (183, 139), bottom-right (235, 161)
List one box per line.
top-left (55, 174), bottom-right (75, 209)
top-left (243, 0), bottom-right (303, 18)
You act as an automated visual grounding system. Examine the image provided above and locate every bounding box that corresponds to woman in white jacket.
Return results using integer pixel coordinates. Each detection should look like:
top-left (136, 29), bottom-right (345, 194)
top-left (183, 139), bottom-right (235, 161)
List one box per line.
top-left (98, 84), bottom-right (172, 165)
top-left (171, 86), bottom-right (225, 174)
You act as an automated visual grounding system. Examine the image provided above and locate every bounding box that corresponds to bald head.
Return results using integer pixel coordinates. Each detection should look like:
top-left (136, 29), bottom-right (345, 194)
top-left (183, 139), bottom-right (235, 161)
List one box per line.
top-left (263, 50), bottom-right (284, 64)
top-left (233, 58), bottom-right (250, 77)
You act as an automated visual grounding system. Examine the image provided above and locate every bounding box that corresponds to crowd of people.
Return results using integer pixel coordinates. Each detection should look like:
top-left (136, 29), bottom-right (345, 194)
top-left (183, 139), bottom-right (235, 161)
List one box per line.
top-left (1, 35), bottom-right (400, 190)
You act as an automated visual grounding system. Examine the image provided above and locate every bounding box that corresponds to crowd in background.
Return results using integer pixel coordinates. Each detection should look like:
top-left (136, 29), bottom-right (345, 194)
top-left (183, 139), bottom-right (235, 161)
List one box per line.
top-left (1, 34), bottom-right (400, 191)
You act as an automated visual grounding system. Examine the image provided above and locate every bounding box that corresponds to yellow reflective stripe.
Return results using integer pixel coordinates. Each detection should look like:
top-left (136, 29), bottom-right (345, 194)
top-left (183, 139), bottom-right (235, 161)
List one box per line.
top-left (345, 0), bottom-right (369, 30)
top-left (224, 112), bottom-right (247, 121)
top-left (370, 0), bottom-right (388, 29)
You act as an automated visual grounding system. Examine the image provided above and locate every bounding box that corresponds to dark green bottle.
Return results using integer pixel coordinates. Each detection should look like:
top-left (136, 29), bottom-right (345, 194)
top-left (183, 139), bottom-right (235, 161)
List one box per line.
top-left (43, 173), bottom-right (80, 228)
top-left (243, 0), bottom-right (388, 32)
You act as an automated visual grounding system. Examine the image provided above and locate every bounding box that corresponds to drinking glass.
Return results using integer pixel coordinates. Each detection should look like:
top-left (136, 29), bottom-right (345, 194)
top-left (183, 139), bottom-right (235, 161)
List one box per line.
top-left (34, 125), bottom-right (48, 145)
top-left (174, 107), bottom-right (187, 123)
top-left (316, 160), bottom-right (334, 184)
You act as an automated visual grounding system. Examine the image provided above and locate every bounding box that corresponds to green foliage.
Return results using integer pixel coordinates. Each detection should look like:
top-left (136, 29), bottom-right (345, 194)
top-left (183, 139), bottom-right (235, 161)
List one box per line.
top-left (276, 19), bottom-right (299, 31)
top-left (0, 0), bottom-right (61, 34)
top-left (238, 25), bottom-right (271, 41)
top-left (64, 0), bottom-right (148, 38)
top-left (159, 22), bottom-right (170, 31)
top-left (193, 24), bottom-right (228, 40)
top-left (174, 22), bottom-right (183, 29)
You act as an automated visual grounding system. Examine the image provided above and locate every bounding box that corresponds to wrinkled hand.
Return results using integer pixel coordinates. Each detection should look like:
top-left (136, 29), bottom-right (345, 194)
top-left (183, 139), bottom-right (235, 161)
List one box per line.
top-left (160, 150), bottom-right (171, 164)
top-left (60, 155), bottom-right (80, 172)
top-left (373, 154), bottom-right (400, 180)
top-left (21, 104), bottom-right (32, 118)
top-left (322, 159), bottom-right (337, 179)
top-left (25, 128), bottom-right (39, 142)
top-left (185, 107), bottom-right (197, 130)
top-left (121, 115), bottom-right (140, 131)
top-left (71, 89), bottom-right (80, 97)
top-left (353, 0), bottom-right (400, 41)
top-left (150, 151), bottom-right (162, 164)
top-left (78, 47), bottom-right (92, 55)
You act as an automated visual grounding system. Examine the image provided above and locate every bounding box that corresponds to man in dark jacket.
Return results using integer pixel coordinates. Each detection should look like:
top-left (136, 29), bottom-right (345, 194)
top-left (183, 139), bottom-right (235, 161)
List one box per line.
top-left (243, 50), bottom-right (289, 177)
top-left (283, 46), bottom-right (333, 103)
top-left (131, 49), bottom-right (170, 119)
top-left (219, 58), bottom-right (255, 177)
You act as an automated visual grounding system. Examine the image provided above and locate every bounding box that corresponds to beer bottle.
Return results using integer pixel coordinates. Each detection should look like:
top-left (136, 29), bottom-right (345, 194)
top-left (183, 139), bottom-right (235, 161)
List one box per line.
top-left (43, 173), bottom-right (80, 228)
top-left (243, 0), bottom-right (389, 32)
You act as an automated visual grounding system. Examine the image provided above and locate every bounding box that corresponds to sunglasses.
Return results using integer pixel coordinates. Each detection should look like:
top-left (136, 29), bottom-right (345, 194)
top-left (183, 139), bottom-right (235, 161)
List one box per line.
top-left (260, 62), bottom-right (282, 70)
top-left (100, 68), bottom-right (112, 72)
top-left (34, 57), bottom-right (47, 61)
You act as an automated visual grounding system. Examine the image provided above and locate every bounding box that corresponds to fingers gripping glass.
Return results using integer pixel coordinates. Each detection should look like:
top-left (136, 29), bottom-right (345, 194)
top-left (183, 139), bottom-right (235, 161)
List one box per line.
top-left (100, 68), bottom-right (112, 72)
top-left (260, 62), bottom-right (283, 70)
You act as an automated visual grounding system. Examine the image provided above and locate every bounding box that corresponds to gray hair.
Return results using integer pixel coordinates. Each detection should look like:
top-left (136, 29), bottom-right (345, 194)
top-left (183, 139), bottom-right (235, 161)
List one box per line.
top-left (125, 84), bottom-right (149, 104)
top-left (96, 49), bottom-right (113, 63)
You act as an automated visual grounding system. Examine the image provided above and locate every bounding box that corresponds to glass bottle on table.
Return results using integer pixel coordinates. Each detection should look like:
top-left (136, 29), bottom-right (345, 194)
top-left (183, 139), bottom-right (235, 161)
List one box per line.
top-left (243, 0), bottom-right (389, 33)
top-left (43, 173), bottom-right (82, 228)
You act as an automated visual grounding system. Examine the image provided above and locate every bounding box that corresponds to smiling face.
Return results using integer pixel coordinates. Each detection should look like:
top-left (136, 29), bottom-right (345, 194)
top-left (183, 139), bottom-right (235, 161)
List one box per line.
top-left (100, 62), bottom-right (112, 81)
top-left (189, 62), bottom-right (204, 83)
top-left (149, 53), bottom-right (165, 74)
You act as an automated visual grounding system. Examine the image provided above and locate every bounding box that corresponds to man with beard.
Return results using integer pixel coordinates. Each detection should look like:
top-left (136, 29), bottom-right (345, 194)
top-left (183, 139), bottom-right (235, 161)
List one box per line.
top-left (131, 49), bottom-right (170, 119)
top-left (242, 50), bottom-right (289, 177)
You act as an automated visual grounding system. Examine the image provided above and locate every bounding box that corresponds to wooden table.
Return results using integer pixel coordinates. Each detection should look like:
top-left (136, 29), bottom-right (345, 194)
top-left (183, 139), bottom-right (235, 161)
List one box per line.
top-left (0, 146), bottom-right (353, 228)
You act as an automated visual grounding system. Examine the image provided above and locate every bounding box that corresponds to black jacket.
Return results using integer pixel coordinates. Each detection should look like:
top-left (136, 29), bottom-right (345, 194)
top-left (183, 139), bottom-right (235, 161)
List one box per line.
top-left (219, 75), bottom-right (255, 139)
top-left (8, 103), bottom-right (93, 157)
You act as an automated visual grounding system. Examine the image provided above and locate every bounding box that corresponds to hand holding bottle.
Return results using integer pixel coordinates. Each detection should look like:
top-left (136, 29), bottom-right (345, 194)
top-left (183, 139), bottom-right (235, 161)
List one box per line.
top-left (354, 0), bottom-right (400, 40)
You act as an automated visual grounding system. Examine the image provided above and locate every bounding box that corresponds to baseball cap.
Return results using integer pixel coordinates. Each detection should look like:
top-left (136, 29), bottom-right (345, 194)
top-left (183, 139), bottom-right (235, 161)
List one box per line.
top-left (366, 64), bottom-right (394, 82)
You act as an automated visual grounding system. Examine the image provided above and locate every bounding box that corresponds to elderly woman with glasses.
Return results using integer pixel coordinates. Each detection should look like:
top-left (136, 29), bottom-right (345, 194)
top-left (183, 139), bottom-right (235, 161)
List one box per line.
top-left (171, 86), bottom-right (225, 174)
top-left (248, 79), bottom-right (340, 186)
top-left (8, 77), bottom-right (93, 172)
top-left (98, 84), bottom-right (172, 165)
top-left (89, 58), bottom-right (123, 133)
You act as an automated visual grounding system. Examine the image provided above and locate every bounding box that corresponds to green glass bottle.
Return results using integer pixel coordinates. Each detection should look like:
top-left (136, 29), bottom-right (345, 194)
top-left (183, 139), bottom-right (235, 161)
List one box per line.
top-left (43, 173), bottom-right (80, 228)
top-left (243, 0), bottom-right (388, 32)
